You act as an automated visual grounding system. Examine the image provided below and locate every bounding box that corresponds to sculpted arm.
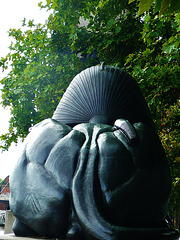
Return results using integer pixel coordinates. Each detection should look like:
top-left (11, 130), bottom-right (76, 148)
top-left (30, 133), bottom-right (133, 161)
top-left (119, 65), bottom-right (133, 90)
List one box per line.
top-left (10, 119), bottom-right (72, 237)
top-left (98, 121), bottom-right (171, 227)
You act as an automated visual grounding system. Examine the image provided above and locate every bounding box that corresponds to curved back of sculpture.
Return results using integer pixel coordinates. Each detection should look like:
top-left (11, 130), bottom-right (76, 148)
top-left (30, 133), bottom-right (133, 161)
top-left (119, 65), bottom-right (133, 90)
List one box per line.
top-left (52, 65), bottom-right (154, 128)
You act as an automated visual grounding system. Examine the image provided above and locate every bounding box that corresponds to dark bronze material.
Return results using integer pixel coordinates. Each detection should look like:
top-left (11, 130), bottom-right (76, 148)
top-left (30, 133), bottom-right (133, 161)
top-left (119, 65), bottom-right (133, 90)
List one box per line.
top-left (10, 65), bottom-right (179, 239)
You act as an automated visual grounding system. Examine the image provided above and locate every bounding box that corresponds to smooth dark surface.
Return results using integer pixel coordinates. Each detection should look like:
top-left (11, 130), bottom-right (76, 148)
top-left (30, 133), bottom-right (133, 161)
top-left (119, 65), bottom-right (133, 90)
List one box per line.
top-left (10, 65), bottom-right (179, 240)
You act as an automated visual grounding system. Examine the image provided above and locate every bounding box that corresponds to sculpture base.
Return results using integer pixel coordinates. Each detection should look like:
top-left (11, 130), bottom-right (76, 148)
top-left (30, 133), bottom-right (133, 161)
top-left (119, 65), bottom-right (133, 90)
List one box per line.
top-left (10, 227), bottom-right (180, 240)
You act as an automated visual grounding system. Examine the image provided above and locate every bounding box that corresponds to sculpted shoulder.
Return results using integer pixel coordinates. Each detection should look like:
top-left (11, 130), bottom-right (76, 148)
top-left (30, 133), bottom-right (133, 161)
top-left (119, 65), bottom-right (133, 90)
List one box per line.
top-left (25, 119), bottom-right (72, 165)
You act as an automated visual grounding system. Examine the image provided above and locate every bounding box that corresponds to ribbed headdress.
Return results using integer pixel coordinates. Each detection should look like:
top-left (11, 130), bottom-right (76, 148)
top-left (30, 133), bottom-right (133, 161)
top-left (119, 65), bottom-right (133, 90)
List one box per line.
top-left (52, 65), bottom-right (154, 128)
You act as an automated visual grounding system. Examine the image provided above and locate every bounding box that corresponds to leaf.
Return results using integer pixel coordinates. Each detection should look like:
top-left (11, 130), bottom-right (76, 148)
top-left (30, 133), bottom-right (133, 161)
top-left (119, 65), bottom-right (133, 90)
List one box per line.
top-left (128, 0), bottom-right (136, 3)
top-left (162, 44), bottom-right (175, 53)
top-left (167, 0), bottom-right (180, 13)
top-left (153, 0), bottom-right (163, 14)
top-left (160, 0), bottom-right (171, 15)
top-left (138, 0), bottom-right (154, 15)
top-left (144, 14), bottom-right (151, 22)
top-left (164, 86), bottom-right (171, 92)
top-left (107, 19), bottom-right (116, 28)
top-left (115, 26), bottom-right (121, 34)
top-left (46, 0), bottom-right (51, 5)
top-left (38, 2), bottom-right (43, 8)
top-left (175, 13), bottom-right (180, 24)
top-left (22, 18), bottom-right (26, 27)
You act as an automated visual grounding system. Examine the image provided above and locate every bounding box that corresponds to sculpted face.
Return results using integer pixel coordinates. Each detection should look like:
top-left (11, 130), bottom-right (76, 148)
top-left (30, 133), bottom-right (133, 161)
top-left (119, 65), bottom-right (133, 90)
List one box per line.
top-left (10, 65), bottom-right (179, 240)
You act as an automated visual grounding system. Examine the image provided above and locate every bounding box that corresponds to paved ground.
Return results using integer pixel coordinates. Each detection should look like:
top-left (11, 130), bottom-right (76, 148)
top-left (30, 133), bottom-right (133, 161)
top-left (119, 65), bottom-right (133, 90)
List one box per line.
top-left (0, 227), bottom-right (59, 240)
top-left (0, 234), bottom-right (58, 240)
top-left (0, 235), bottom-right (49, 239)
top-left (0, 226), bottom-right (4, 236)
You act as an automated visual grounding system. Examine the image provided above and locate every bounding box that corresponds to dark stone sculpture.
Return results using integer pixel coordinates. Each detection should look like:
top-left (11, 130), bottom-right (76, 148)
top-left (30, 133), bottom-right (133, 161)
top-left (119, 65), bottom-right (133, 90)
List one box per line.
top-left (10, 65), bottom-right (179, 240)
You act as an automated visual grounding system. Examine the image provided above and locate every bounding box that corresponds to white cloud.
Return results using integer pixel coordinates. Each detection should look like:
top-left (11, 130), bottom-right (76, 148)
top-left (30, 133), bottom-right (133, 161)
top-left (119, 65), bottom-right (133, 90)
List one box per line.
top-left (0, 0), bottom-right (50, 180)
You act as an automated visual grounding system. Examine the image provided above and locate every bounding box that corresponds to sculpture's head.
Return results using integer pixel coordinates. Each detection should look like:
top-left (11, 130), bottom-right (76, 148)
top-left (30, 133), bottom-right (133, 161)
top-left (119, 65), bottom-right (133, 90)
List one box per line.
top-left (52, 64), bottom-right (154, 128)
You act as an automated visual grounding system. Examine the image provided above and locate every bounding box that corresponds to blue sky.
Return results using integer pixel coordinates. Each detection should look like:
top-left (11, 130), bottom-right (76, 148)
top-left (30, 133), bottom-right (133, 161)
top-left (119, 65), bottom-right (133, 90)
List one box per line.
top-left (0, 0), bottom-right (50, 179)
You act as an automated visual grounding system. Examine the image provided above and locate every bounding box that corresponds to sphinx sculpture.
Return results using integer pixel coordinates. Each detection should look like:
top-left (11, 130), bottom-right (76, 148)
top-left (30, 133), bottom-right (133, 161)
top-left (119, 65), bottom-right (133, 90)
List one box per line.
top-left (10, 65), bottom-right (179, 239)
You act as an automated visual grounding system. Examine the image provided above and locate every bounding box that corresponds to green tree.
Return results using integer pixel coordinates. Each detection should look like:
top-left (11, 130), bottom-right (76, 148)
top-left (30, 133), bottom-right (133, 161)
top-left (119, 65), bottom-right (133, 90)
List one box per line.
top-left (0, 19), bottom-right (83, 150)
top-left (43, 0), bottom-right (143, 67)
top-left (125, 11), bottom-right (180, 227)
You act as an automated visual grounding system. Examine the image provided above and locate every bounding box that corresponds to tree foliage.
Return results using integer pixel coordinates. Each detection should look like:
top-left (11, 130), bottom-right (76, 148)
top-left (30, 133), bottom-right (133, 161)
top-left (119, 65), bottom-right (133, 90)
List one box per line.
top-left (43, 0), bottom-right (143, 67)
top-left (124, 11), bottom-right (180, 219)
top-left (0, 178), bottom-right (3, 188)
top-left (129, 0), bottom-right (180, 15)
top-left (0, 19), bottom-right (83, 149)
top-left (0, 0), bottom-right (179, 223)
